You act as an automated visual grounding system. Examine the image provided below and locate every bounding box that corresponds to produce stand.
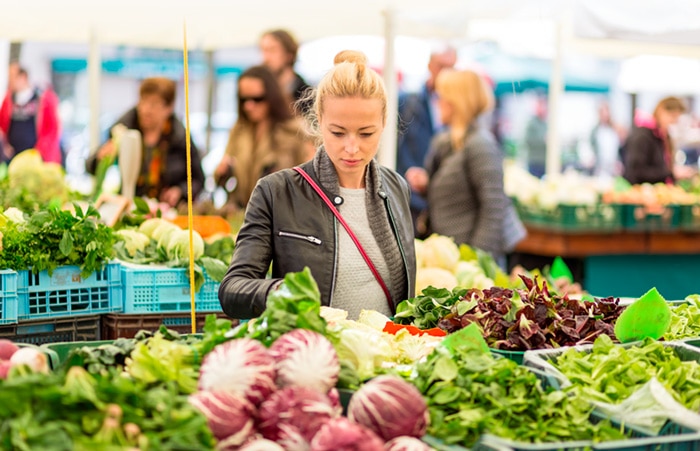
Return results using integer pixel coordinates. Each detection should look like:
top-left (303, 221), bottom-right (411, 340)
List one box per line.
top-left (515, 225), bottom-right (700, 299)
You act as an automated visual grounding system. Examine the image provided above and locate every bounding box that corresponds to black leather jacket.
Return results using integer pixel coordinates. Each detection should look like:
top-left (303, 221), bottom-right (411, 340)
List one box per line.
top-left (218, 159), bottom-right (416, 319)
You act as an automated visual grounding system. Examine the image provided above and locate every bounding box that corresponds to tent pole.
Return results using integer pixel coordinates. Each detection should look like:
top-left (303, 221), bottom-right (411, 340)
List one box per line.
top-left (379, 7), bottom-right (398, 170)
top-left (88, 30), bottom-right (101, 154)
top-left (545, 21), bottom-right (564, 176)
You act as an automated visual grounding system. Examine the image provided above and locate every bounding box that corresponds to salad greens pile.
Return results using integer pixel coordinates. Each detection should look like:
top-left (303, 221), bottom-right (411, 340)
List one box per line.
top-left (411, 337), bottom-right (628, 447)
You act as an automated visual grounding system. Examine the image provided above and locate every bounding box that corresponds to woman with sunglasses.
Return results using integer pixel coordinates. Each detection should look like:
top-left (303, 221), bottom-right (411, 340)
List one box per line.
top-left (214, 65), bottom-right (314, 209)
top-left (219, 51), bottom-right (416, 320)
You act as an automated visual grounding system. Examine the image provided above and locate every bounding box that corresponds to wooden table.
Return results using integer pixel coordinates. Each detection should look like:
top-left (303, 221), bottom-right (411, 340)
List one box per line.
top-left (514, 226), bottom-right (700, 299)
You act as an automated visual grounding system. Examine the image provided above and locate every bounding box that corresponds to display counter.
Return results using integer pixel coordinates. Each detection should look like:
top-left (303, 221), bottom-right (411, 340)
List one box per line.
top-left (515, 226), bottom-right (700, 300)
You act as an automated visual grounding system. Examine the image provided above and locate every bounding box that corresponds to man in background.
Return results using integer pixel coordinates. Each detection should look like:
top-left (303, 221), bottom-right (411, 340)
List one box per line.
top-left (0, 62), bottom-right (61, 164)
top-left (396, 45), bottom-right (457, 238)
top-left (259, 29), bottom-right (312, 115)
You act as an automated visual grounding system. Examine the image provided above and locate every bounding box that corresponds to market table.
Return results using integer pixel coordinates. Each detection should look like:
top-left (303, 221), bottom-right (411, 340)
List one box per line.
top-left (515, 226), bottom-right (700, 300)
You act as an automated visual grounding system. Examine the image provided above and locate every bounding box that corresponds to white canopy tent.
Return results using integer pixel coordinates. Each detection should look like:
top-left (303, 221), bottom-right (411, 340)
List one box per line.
top-left (2, 0), bottom-right (699, 175)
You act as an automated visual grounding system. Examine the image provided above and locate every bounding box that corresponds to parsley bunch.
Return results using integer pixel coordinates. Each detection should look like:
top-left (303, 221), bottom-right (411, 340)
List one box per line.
top-left (0, 204), bottom-right (117, 277)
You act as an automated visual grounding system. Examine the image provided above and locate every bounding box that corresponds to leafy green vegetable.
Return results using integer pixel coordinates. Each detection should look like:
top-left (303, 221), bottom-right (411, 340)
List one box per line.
top-left (394, 286), bottom-right (467, 329)
top-left (0, 204), bottom-right (117, 278)
top-left (552, 335), bottom-right (700, 411)
top-left (411, 341), bottom-right (628, 447)
top-left (231, 267), bottom-right (328, 347)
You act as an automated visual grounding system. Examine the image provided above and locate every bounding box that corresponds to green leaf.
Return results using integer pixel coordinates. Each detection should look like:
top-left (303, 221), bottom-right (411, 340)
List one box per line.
top-left (59, 230), bottom-right (74, 257)
top-left (198, 256), bottom-right (228, 282)
top-left (133, 197), bottom-right (150, 214)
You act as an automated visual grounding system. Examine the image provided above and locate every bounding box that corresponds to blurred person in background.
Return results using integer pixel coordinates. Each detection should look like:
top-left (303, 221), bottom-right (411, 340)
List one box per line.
top-left (214, 65), bottom-right (314, 210)
top-left (590, 100), bottom-right (626, 178)
top-left (0, 62), bottom-right (62, 164)
top-left (524, 95), bottom-right (548, 178)
top-left (259, 28), bottom-right (312, 114)
top-left (406, 69), bottom-right (525, 268)
top-left (86, 76), bottom-right (205, 207)
top-left (622, 96), bottom-right (695, 185)
top-left (396, 45), bottom-right (457, 238)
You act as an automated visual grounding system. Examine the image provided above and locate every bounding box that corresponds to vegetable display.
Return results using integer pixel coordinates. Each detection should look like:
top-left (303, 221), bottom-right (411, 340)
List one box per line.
top-left (411, 338), bottom-right (628, 447)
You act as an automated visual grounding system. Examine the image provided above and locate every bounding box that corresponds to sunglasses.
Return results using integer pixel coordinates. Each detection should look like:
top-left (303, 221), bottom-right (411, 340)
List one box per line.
top-left (239, 95), bottom-right (266, 104)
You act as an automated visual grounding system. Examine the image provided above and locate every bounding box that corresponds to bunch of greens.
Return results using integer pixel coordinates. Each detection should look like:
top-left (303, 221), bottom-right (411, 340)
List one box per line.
top-left (0, 204), bottom-right (117, 278)
top-left (437, 275), bottom-right (624, 350)
top-left (411, 339), bottom-right (628, 447)
top-left (394, 286), bottom-right (467, 329)
top-left (0, 367), bottom-right (215, 450)
top-left (552, 335), bottom-right (700, 410)
top-left (231, 267), bottom-right (328, 347)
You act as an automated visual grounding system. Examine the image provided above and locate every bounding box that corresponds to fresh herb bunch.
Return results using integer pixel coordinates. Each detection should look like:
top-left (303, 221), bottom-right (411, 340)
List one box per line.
top-left (0, 204), bottom-right (117, 278)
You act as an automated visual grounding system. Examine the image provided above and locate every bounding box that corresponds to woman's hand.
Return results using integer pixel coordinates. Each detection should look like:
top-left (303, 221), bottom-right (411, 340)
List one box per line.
top-left (215, 155), bottom-right (233, 186)
top-left (405, 166), bottom-right (429, 195)
top-left (674, 164), bottom-right (696, 181)
top-left (96, 140), bottom-right (118, 161)
top-left (160, 186), bottom-right (183, 207)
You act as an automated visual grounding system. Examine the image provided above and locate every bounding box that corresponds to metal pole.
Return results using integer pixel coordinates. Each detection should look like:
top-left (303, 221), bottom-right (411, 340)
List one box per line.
top-left (545, 21), bottom-right (564, 176)
top-left (379, 8), bottom-right (398, 170)
top-left (88, 30), bottom-right (102, 153)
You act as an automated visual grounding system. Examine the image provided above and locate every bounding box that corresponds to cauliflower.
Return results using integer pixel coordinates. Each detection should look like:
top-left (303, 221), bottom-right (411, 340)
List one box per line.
top-left (417, 234), bottom-right (460, 271)
top-left (7, 149), bottom-right (69, 207)
top-left (415, 267), bottom-right (458, 294)
top-left (453, 260), bottom-right (485, 288)
top-left (115, 229), bottom-right (151, 257)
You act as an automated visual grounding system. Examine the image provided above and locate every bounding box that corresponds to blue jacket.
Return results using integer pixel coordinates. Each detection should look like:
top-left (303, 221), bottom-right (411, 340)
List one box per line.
top-left (396, 85), bottom-right (436, 213)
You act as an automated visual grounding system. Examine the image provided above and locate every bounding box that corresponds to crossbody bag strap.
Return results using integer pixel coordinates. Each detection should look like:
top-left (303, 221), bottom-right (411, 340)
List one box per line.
top-left (293, 166), bottom-right (394, 313)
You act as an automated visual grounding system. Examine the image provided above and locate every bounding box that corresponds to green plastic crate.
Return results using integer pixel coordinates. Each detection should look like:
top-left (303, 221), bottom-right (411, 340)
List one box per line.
top-left (513, 200), bottom-right (623, 233)
top-left (41, 340), bottom-right (114, 370)
top-left (678, 204), bottom-right (700, 231)
top-left (622, 204), bottom-right (681, 231)
top-left (490, 348), bottom-right (525, 364)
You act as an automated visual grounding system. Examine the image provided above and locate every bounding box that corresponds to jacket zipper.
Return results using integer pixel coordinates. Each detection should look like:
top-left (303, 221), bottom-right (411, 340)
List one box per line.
top-left (278, 231), bottom-right (322, 245)
top-left (381, 192), bottom-right (411, 296)
top-left (329, 219), bottom-right (338, 304)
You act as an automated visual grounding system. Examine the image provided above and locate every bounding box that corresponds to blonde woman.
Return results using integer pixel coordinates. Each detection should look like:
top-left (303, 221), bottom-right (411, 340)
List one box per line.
top-left (218, 51), bottom-right (416, 320)
top-left (406, 69), bottom-right (524, 266)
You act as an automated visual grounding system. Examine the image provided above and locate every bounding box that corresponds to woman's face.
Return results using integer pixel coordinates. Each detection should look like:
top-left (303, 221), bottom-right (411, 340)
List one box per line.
top-left (260, 34), bottom-right (290, 75)
top-left (320, 96), bottom-right (384, 188)
top-left (239, 77), bottom-right (269, 124)
top-left (137, 93), bottom-right (172, 132)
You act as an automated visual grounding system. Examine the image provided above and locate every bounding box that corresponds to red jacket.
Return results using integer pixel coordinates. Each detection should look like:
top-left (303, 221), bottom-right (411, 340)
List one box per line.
top-left (0, 86), bottom-right (62, 164)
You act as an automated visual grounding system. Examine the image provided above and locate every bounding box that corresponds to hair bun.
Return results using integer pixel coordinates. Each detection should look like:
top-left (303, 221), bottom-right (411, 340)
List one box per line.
top-left (333, 50), bottom-right (368, 66)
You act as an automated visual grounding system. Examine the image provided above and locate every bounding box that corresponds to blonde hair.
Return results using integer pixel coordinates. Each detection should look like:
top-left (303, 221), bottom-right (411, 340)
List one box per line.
top-left (435, 69), bottom-right (494, 146)
top-left (301, 50), bottom-right (387, 143)
top-left (654, 96), bottom-right (686, 120)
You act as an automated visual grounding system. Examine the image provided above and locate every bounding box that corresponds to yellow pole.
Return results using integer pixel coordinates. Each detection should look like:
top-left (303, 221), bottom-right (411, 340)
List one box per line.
top-left (183, 23), bottom-right (197, 334)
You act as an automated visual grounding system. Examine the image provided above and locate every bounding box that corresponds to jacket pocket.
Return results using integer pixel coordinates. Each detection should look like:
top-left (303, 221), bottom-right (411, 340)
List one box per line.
top-left (278, 231), bottom-right (322, 245)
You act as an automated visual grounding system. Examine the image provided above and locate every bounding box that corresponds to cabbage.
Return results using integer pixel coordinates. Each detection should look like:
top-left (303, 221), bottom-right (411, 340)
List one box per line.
top-left (309, 417), bottom-right (384, 451)
top-left (347, 375), bottom-right (429, 441)
top-left (417, 234), bottom-right (460, 271)
top-left (6, 149), bottom-right (69, 207)
top-left (151, 221), bottom-right (180, 245)
top-left (385, 436), bottom-right (433, 451)
top-left (166, 228), bottom-right (205, 262)
top-left (334, 328), bottom-right (394, 381)
top-left (188, 390), bottom-right (255, 447)
top-left (415, 267), bottom-right (458, 293)
top-left (198, 338), bottom-right (276, 406)
top-left (257, 386), bottom-right (340, 449)
top-left (115, 229), bottom-right (151, 257)
top-left (268, 329), bottom-right (340, 394)
top-left (139, 217), bottom-right (171, 238)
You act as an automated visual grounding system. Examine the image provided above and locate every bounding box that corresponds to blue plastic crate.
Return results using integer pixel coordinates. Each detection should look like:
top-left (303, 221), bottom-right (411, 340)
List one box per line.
top-left (16, 262), bottom-right (122, 320)
top-left (0, 270), bottom-right (18, 325)
top-left (120, 265), bottom-right (222, 313)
